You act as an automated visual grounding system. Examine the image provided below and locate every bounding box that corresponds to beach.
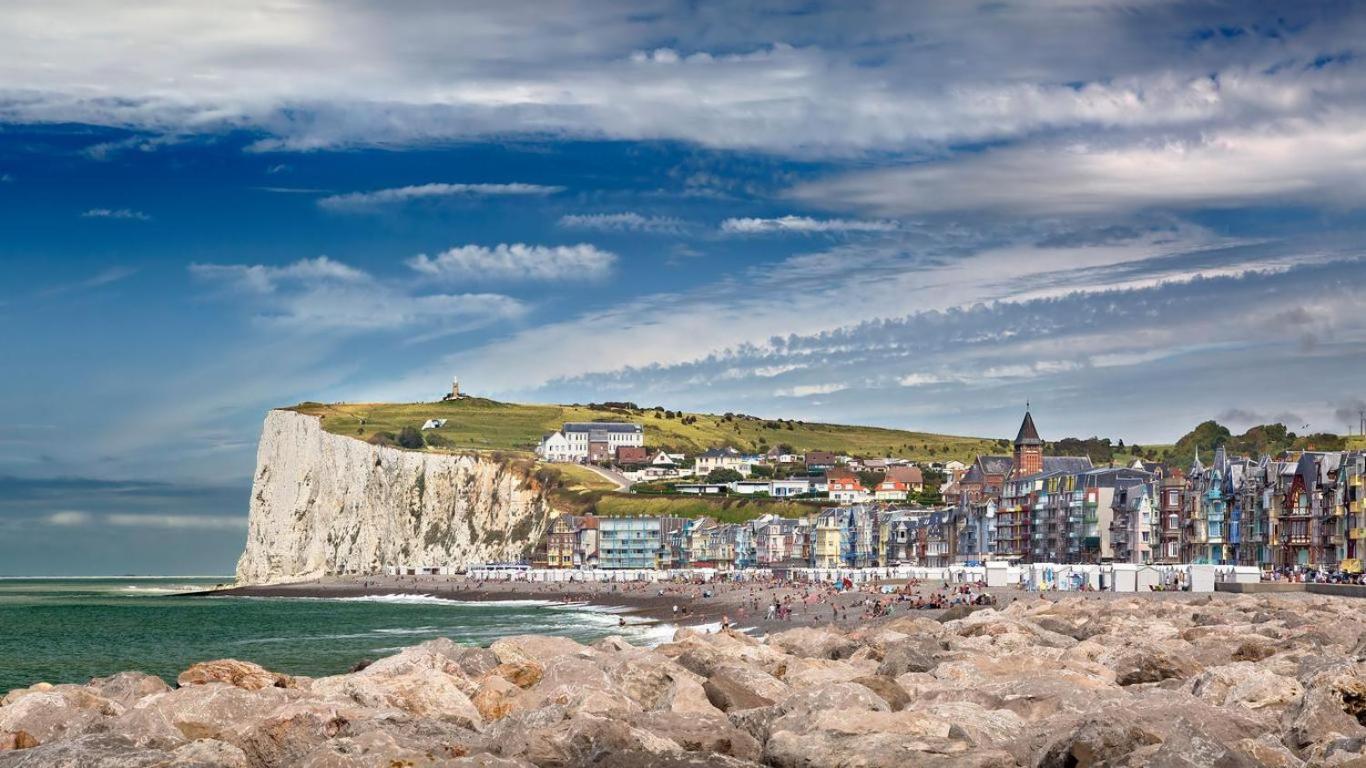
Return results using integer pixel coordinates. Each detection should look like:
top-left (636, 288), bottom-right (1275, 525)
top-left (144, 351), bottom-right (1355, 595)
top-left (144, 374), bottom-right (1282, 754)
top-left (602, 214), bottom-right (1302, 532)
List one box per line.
top-left (203, 572), bottom-right (1261, 637)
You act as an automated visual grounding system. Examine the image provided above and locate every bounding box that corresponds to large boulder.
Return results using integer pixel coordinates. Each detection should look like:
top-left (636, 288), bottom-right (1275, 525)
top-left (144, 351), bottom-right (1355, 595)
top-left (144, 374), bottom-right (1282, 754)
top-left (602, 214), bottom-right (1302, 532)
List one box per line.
top-left (489, 635), bottom-right (590, 666)
top-left (86, 673), bottom-right (172, 708)
top-left (1189, 663), bottom-right (1304, 711)
top-left (1284, 662), bottom-right (1366, 759)
top-left (628, 711), bottom-right (762, 762)
top-left (311, 670), bottom-right (482, 730)
top-left (0, 687), bottom-right (122, 745)
top-left (109, 683), bottom-right (296, 749)
top-left (0, 733), bottom-right (171, 768)
top-left (1110, 648), bottom-right (1201, 686)
top-left (767, 628), bottom-right (860, 661)
top-left (176, 660), bottom-right (293, 692)
top-left (703, 666), bottom-right (784, 713)
top-left (850, 676), bottom-right (911, 712)
top-left (485, 710), bottom-right (681, 766)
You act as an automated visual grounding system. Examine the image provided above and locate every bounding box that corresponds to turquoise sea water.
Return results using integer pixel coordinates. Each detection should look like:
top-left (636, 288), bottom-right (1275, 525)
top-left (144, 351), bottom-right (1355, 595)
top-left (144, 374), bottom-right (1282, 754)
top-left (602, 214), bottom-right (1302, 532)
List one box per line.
top-left (0, 578), bottom-right (655, 693)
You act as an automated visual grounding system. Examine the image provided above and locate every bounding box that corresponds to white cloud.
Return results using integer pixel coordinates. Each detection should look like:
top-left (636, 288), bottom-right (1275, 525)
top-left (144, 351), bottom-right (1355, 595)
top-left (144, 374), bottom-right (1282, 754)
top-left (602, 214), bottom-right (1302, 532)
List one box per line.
top-left (407, 243), bottom-right (616, 282)
top-left (720, 216), bottom-right (898, 234)
top-left (558, 212), bottom-right (685, 234)
top-left (0, 3), bottom-right (1361, 155)
top-left (790, 116), bottom-right (1366, 216)
top-left (45, 510), bottom-right (93, 526)
top-left (81, 208), bottom-right (151, 221)
top-left (189, 256), bottom-right (367, 294)
top-left (189, 256), bottom-right (526, 332)
top-left (776, 383), bottom-right (848, 397)
top-left (105, 513), bottom-right (246, 530)
top-left (318, 182), bottom-right (563, 212)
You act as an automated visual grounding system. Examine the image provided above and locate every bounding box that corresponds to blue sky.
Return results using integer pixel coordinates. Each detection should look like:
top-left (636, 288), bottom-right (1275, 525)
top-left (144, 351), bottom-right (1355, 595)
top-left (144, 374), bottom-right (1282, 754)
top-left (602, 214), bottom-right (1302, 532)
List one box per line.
top-left (3, 0), bottom-right (1366, 574)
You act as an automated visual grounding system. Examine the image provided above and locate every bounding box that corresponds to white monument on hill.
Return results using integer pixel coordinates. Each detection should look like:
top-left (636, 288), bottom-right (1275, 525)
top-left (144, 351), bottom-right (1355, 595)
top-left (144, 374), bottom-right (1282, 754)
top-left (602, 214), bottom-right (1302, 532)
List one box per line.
top-left (443, 376), bottom-right (462, 401)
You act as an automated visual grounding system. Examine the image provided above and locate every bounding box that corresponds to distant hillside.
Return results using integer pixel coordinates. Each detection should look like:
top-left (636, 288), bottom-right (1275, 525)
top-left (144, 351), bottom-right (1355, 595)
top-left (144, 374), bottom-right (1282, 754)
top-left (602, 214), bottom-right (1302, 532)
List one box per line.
top-left (1164, 420), bottom-right (1351, 467)
top-left (289, 398), bottom-right (1004, 462)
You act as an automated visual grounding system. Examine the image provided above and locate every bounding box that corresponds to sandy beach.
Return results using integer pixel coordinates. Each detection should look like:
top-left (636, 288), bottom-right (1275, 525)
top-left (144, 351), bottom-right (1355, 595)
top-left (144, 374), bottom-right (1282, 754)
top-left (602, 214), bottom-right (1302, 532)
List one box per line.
top-left (200, 573), bottom-right (1266, 638)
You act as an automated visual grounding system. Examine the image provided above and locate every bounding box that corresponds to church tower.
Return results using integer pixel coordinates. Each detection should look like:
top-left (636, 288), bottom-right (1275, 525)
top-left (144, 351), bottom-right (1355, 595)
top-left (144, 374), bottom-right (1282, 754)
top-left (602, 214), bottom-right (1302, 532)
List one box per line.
top-left (1013, 407), bottom-right (1043, 477)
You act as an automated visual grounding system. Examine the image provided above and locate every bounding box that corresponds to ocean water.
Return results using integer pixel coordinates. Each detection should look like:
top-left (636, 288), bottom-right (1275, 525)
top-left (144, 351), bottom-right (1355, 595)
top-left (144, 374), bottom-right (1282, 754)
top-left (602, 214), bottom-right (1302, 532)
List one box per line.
top-left (0, 578), bottom-right (666, 693)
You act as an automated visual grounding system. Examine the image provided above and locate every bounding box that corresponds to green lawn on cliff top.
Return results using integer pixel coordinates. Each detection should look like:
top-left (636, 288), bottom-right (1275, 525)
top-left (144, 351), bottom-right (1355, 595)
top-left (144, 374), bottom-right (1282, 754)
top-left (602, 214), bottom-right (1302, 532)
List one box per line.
top-left (289, 397), bottom-right (1003, 462)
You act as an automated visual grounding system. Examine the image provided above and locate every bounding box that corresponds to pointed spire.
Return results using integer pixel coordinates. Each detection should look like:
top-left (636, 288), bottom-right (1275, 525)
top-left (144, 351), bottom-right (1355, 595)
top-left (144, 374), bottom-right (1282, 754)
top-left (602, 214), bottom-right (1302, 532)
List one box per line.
top-left (1014, 409), bottom-right (1042, 446)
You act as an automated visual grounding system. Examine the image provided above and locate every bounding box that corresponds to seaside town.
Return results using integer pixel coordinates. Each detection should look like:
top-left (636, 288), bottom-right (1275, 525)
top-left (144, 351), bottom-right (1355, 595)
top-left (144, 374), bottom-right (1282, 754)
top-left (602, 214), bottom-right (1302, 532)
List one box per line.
top-left (525, 410), bottom-right (1366, 579)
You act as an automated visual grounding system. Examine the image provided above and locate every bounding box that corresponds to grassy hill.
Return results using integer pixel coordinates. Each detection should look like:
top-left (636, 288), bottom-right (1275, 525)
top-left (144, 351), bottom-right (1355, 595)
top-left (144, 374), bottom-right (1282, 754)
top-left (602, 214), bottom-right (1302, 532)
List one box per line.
top-left (290, 397), bottom-right (1006, 463)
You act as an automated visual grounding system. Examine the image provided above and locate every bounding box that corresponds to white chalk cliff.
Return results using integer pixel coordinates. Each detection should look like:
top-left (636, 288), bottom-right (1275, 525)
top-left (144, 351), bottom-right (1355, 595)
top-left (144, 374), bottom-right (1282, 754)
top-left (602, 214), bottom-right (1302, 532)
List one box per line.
top-left (235, 410), bottom-right (559, 585)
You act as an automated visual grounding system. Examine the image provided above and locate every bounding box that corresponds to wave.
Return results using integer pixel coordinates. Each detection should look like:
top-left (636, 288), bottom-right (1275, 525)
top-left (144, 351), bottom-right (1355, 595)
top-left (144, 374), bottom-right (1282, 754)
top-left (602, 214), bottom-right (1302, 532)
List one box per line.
top-left (116, 584), bottom-right (204, 595)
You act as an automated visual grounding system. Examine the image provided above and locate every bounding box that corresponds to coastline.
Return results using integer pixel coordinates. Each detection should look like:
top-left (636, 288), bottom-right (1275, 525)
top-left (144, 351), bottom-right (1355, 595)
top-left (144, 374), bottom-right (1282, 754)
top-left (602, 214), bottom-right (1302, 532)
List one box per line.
top-left (197, 573), bottom-right (985, 636)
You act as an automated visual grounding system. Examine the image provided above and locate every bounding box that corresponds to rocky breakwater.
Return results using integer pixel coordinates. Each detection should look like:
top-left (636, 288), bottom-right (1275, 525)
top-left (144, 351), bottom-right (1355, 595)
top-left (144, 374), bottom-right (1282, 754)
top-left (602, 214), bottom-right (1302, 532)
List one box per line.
top-left (7, 594), bottom-right (1366, 766)
top-left (235, 409), bottom-right (561, 585)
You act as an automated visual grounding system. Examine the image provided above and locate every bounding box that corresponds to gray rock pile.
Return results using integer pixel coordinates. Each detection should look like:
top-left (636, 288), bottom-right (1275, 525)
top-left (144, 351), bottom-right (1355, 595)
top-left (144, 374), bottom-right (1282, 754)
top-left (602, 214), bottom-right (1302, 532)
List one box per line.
top-left (5, 593), bottom-right (1366, 766)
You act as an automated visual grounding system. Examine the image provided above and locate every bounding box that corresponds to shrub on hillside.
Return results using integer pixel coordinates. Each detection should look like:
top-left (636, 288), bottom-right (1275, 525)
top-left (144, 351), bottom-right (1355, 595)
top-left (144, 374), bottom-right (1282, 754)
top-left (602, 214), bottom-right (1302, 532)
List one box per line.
top-left (397, 426), bottom-right (425, 449)
top-left (705, 468), bottom-right (744, 483)
top-left (367, 431), bottom-right (398, 447)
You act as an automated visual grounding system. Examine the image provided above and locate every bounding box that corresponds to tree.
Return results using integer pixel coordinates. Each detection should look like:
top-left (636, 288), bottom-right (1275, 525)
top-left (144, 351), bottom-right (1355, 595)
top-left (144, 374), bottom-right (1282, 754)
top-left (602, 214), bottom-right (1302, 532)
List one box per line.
top-left (749, 464), bottom-right (774, 478)
top-left (397, 426), bottom-right (425, 449)
top-left (705, 468), bottom-right (744, 483)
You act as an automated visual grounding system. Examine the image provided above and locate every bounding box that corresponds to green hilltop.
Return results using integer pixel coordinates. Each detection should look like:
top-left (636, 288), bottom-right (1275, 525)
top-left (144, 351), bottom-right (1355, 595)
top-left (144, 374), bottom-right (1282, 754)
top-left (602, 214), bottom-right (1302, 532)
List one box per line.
top-left (289, 397), bottom-right (1006, 463)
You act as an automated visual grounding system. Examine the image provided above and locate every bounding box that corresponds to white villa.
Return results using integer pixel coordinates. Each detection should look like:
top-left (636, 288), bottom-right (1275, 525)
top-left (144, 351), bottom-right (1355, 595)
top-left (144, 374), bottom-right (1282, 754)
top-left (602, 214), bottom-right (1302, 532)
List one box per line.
top-left (535, 421), bottom-right (644, 462)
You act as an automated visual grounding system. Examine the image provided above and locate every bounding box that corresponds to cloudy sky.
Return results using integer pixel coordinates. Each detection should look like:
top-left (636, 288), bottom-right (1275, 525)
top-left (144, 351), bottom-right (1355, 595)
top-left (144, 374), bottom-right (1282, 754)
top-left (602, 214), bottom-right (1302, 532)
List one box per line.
top-left (3, 0), bottom-right (1366, 574)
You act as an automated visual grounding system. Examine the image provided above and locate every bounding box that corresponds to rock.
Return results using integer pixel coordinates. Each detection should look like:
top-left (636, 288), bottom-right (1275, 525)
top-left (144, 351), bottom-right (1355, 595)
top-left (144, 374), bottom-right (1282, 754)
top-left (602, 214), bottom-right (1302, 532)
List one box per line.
top-left (1112, 648), bottom-right (1200, 686)
top-left (1285, 662), bottom-right (1366, 757)
top-left (1232, 639), bottom-right (1278, 663)
top-left (0, 688), bottom-right (122, 745)
top-left (234, 701), bottom-right (350, 767)
top-left (703, 674), bottom-right (774, 713)
top-left (472, 676), bottom-right (520, 722)
top-left (592, 636), bottom-right (636, 654)
top-left (489, 661), bottom-right (544, 689)
top-left (767, 627), bottom-right (859, 660)
top-left (110, 683), bottom-right (295, 749)
top-left (0, 733), bottom-right (172, 767)
top-left (628, 711), bottom-right (762, 762)
top-left (778, 657), bottom-right (871, 690)
top-left (1039, 694), bottom-right (1270, 768)
top-left (876, 639), bottom-right (941, 676)
top-left (176, 660), bottom-right (292, 691)
top-left (850, 675), bottom-right (911, 712)
top-left (86, 674), bottom-right (171, 709)
top-left (591, 752), bottom-right (762, 768)
top-left (1190, 663), bottom-right (1304, 711)
top-left (485, 711), bottom-right (680, 765)
top-left (312, 670), bottom-right (482, 730)
top-left (937, 604), bottom-right (987, 623)
top-left (0, 684), bottom-right (52, 708)
top-left (165, 739), bottom-right (251, 767)
top-left (489, 635), bottom-right (589, 666)
top-left (0, 731), bottom-right (38, 751)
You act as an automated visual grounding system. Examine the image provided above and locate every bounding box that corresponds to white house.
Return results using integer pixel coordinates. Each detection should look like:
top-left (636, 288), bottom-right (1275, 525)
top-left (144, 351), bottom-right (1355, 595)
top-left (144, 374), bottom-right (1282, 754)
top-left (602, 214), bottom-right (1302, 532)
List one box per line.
top-left (696, 447), bottom-right (751, 477)
top-left (769, 478), bottom-right (813, 498)
top-left (731, 480), bottom-right (772, 496)
top-left (536, 431), bottom-right (577, 462)
top-left (535, 421), bottom-right (644, 462)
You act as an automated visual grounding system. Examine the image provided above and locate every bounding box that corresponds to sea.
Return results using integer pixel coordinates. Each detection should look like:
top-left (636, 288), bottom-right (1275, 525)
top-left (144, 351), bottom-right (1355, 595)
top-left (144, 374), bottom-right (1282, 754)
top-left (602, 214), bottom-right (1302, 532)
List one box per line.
top-left (0, 577), bottom-right (669, 693)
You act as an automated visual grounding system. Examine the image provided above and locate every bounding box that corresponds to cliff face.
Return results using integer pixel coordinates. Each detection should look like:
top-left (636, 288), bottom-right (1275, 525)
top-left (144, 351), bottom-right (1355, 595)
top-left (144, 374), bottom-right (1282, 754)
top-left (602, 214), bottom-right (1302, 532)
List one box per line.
top-left (235, 410), bottom-right (559, 585)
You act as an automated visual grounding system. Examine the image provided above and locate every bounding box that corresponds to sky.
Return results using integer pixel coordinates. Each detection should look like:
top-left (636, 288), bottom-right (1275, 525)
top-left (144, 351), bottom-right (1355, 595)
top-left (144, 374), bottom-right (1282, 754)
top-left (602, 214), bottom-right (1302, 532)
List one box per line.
top-left (3, 0), bottom-right (1366, 574)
